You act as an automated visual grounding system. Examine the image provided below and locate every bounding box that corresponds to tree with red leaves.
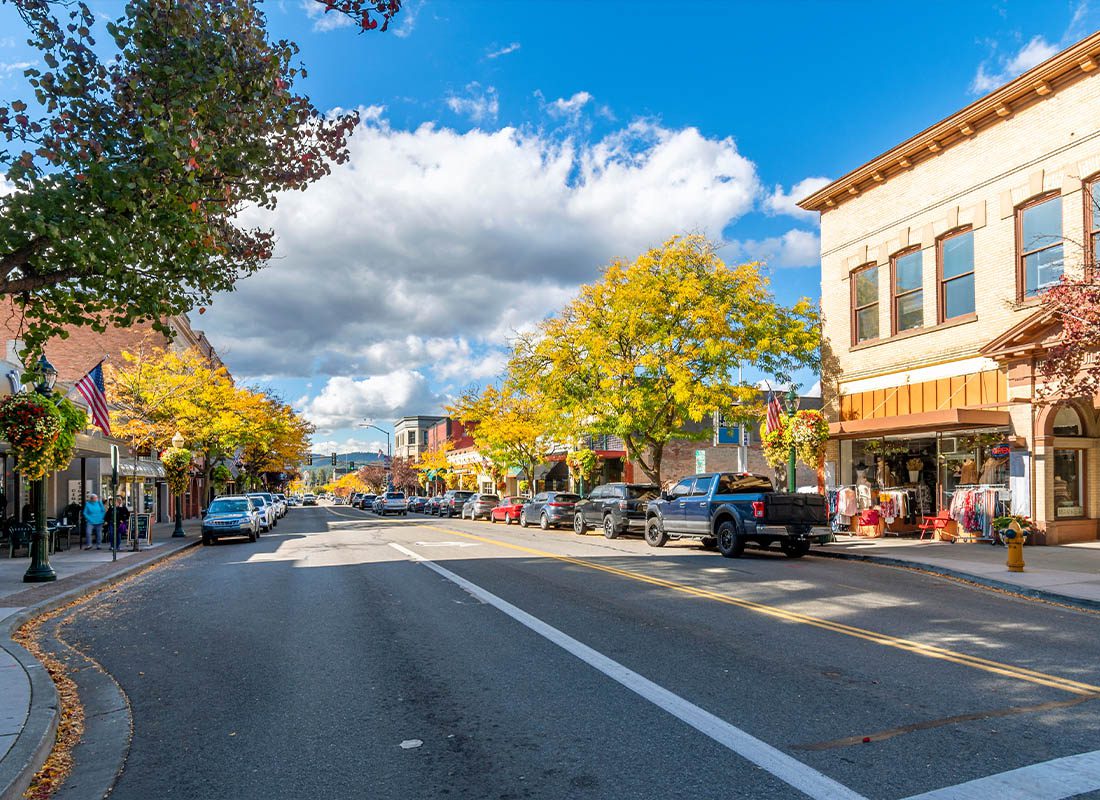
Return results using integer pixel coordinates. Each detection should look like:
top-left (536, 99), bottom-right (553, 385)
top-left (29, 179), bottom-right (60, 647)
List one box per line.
top-left (1038, 190), bottom-right (1100, 401)
top-left (0, 0), bottom-right (401, 354)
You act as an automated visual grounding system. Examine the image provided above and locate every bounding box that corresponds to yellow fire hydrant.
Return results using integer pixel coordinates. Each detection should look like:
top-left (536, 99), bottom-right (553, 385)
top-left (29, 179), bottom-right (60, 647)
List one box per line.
top-left (1004, 520), bottom-right (1026, 573)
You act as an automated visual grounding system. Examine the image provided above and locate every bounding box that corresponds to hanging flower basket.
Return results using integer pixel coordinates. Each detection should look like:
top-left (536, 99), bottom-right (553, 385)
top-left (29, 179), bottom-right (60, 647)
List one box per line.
top-left (759, 418), bottom-right (789, 469)
top-left (162, 447), bottom-right (193, 496)
top-left (0, 392), bottom-right (87, 480)
top-left (788, 409), bottom-right (830, 468)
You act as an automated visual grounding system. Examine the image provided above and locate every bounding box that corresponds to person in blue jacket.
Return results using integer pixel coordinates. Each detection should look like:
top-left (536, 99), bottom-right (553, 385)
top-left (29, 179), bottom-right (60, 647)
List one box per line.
top-left (83, 493), bottom-right (106, 549)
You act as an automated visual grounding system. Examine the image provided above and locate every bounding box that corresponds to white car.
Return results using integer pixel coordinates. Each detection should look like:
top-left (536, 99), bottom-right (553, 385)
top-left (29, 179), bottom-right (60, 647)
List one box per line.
top-left (380, 492), bottom-right (407, 516)
top-left (246, 493), bottom-right (277, 531)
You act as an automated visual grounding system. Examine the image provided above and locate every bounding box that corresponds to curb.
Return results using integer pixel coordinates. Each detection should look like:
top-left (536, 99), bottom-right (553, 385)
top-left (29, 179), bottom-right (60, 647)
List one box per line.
top-left (812, 548), bottom-right (1100, 613)
top-left (0, 535), bottom-right (201, 800)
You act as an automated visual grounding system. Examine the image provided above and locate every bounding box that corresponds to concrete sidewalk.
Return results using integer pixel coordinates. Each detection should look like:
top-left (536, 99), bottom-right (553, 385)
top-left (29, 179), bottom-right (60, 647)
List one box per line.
top-left (0, 520), bottom-right (201, 800)
top-left (817, 534), bottom-right (1100, 609)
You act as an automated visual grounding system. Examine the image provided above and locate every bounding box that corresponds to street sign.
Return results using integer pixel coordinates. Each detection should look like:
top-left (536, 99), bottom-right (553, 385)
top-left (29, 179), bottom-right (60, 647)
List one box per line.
top-left (110, 444), bottom-right (119, 485)
top-left (713, 411), bottom-right (742, 446)
top-left (695, 449), bottom-right (706, 473)
top-left (330, 452), bottom-right (337, 466)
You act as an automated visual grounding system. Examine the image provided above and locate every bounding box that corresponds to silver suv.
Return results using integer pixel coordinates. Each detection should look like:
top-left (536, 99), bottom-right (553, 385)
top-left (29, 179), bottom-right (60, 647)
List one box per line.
top-left (380, 492), bottom-right (407, 516)
top-left (461, 494), bottom-right (500, 520)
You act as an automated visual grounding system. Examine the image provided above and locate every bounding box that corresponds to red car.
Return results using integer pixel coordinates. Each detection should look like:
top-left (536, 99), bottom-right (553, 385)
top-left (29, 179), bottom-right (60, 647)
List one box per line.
top-left (490, 496), bottom-right (527, 524)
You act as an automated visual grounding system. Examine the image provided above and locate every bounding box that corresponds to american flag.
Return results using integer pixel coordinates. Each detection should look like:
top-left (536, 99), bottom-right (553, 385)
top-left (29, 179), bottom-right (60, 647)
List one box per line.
top-left (765, 392), bottom-right (783, 434)
top-left (74, 361), bottom-right (110, 435)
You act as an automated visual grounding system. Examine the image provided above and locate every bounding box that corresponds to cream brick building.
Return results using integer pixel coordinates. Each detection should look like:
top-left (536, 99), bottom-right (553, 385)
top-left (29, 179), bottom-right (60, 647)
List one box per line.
top-left (801, 31), bottom-right (1100, 544)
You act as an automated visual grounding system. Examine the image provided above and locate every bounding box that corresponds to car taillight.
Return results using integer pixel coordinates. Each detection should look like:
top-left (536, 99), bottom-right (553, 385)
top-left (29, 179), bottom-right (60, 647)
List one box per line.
top-left (548, 502), bottom-right (571, 507)
top-left (752, 501), bottom-right (765, 519)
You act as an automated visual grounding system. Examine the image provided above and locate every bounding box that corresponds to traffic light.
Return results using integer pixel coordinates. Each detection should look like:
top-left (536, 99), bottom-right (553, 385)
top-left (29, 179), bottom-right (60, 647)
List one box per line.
top-left (349, 461), bottom-right (356, 470)
top-left (307, 454), bottom-right (313, 466)
top-left (331, 452), bottom-right (337, 466)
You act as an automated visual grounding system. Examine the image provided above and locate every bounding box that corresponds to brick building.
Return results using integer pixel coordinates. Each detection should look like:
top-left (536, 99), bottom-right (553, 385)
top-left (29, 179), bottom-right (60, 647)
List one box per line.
top-left (801, 31), bottom-right (1100, 543)
top-left (0, 303), bottom-right (226, 525)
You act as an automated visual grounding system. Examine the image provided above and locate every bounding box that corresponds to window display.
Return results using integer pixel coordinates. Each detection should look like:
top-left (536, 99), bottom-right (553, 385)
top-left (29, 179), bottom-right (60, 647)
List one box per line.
top-left (1053, 449), bottom-right (1084, 518)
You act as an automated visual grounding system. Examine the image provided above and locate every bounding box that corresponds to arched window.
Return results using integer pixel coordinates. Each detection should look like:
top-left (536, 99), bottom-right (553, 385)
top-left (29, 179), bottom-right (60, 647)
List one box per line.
top-left (1053, 406), bottom-right (1083, 436)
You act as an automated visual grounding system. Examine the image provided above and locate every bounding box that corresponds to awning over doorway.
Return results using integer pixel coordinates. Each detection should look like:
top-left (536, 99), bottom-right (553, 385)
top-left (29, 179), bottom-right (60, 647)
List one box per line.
top-left (115, 458), bottom-right (166, 479)
top-left (828, 408), bottom-right (1012, 440)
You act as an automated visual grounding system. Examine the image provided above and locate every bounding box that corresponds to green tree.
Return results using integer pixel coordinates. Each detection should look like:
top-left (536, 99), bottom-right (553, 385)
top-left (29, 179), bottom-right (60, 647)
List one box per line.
top-left (510, 235), bottom-right (820, 484)
top-left (0, 0), bottom-right (401, 353)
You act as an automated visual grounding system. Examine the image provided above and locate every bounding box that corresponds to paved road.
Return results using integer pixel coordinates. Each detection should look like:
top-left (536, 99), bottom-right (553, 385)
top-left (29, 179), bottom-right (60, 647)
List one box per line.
top-left (57, 505), bottom-right (1100, 799)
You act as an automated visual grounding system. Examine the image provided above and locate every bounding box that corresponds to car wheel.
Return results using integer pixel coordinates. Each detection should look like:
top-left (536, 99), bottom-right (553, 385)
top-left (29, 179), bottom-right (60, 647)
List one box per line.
top-left (716, 521), bottom-right (745, 558)
top-left (490, 513), bottom-right (497, 524)
top-left (539, 513), bottom-right (550, 531)
top-left (781, 539), bottom-right (812, 558)
top-left (573, 513), bottom-right (588, 535)
top-left (519, 511), bottom-right (529, 528)
top-left (202, 533), bottom-right (212, 546)
top-left (248, 528), bottom-right (257, 543)
top-left (644, 517), bottom-right (668, 548)
top-left (602, 516), bottom-right (618, 540)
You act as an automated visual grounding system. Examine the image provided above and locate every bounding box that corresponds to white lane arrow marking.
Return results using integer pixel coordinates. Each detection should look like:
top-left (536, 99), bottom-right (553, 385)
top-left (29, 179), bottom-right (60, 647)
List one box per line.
top-left (388, 542), bottom-right (866, 800)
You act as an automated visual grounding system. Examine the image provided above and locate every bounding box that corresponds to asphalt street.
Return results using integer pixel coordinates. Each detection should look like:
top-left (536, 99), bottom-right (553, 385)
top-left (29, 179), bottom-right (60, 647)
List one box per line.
top-left (54, 505), bottom-right (1100, 799)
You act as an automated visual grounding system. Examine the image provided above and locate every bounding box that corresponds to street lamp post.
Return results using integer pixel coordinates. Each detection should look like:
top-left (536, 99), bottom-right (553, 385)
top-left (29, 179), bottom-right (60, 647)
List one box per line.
top-left (358, 422), bottom-right (392, 490)
top-left (23, 355), bottom-right (58, 583)
top-left (171, 430), bottom-right (186, 537)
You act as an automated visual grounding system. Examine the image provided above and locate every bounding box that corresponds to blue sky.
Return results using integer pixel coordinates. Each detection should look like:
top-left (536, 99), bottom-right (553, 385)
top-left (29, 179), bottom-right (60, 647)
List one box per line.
top-left (2, 0), bottom-right (1098, 455)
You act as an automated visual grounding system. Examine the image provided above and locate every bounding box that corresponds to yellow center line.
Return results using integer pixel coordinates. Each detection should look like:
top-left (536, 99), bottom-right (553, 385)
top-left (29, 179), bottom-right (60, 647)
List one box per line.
top-left (421, 523), bottom-right (1100, 696)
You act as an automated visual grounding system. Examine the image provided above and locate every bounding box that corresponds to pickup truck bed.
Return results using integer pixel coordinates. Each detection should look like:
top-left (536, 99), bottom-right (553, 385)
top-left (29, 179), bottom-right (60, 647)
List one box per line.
top-left (645, 472), bottom-right (830, 558)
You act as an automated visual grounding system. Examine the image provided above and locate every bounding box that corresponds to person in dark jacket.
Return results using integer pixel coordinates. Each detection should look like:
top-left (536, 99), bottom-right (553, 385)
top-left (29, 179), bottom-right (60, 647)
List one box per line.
top-left (105, 496), bottom-right (131, 548)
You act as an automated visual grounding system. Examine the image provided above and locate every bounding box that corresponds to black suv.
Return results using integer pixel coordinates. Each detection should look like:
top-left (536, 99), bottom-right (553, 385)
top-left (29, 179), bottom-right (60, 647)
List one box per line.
top-left (573, 483), bottom-right (659, 539)
top-left (437, 490), bottom-right (475, 517)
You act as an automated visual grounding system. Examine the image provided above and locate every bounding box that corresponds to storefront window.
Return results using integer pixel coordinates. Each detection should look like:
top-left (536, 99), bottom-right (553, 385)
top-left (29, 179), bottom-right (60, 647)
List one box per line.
top-left (1053, 449), bottom-right (1084, 518)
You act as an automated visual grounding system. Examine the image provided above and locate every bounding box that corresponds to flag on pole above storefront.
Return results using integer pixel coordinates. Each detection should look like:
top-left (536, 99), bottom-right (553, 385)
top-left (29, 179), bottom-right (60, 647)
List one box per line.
top-left (765, 392), bottom-right (783, 434)
top-left (74, 360), bottom-right (111, 435)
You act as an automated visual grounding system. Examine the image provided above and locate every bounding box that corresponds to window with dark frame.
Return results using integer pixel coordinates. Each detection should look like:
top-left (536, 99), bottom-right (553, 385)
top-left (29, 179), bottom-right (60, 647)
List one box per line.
top-left (851, 265), bottom-right (879, 344)
top-left (891, 248), bottom-right (923, 334)
top-left (938, 228), bottom-right (975, 322)
top-left (1017, 193), bottom-right (1064, 298)
top-left (1088, 177), bottom-right (1100, 270)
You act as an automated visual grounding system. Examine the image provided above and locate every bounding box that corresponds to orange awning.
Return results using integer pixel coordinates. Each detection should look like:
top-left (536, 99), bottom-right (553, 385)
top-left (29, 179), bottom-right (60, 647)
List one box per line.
top-left (829, 408), bottom-right (1012, 440)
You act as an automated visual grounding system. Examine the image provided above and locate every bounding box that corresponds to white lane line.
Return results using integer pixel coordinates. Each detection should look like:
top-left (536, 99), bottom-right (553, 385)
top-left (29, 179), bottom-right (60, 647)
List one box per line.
top-left (387, 542), bottom-right (866, 800)
top-left (903, 749), bottom-right (1100, 799)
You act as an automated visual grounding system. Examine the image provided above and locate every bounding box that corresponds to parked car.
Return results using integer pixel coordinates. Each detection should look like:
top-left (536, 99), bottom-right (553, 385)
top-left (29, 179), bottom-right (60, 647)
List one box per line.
top-left (407, 496), bottom-right (427, 513)
top-left (645, 472), bottom-right (829, 557)
top-left (425, 496), bottom-right (442, 515)
top-left (303, 494), bottom-right (317, 506)
top-left (489, 496), bottom-right (528, 525)
top-left (518, 492), bottom-right (579, 529)
top-left (287, 495), bottom-right (301, 507)
top-left (371, 495), bottom-right (385, 513)
top-left (380, 492), bottom-right (408, 516)
top-left (437, 490), bottom-right (475, 517)
top-left (573, 482), bottom-right (659, 539)
top-left (272, 493), bottom-right (289, 517)
top-left (245, 493), bottom-right (277, 532)
top-left (202, 495), bottom-right (260, 545)
top-left (254, 491), bottom-right (285, 519)
top-left (461, 493), bottom-right (500, 520)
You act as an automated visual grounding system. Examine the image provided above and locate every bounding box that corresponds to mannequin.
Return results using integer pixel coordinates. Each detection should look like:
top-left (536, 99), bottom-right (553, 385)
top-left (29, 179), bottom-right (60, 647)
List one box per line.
top-left (960, 458), bottom-right (978, 485)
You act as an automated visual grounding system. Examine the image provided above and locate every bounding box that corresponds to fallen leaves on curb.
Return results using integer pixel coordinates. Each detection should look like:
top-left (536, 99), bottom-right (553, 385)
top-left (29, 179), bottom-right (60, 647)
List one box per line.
top-left (14, 545), bottom-right (199, 798)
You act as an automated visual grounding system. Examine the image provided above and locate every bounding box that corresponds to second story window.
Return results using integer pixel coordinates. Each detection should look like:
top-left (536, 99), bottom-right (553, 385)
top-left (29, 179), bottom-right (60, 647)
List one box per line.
top-left (1088, 177), bottom-right (1100, 268)
top-left (1017, 193), bottom-right (1063, 299)
top-left (938, 229), bottom-right (975, 322)
top-left (891, 248), bottom-right (923, 334)
top-left (851, 265), bottom-right (878, 344)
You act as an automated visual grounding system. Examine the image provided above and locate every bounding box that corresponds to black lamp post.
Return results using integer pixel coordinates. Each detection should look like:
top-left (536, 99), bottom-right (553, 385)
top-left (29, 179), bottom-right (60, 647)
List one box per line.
top-left (171, 431), bottom-right (186, 537)
top-left (23, 355), bottom-right (58, 583)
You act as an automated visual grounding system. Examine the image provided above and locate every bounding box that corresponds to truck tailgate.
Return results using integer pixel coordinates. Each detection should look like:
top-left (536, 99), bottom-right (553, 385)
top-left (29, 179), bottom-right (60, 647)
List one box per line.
top-left (763, 493), bottom-right (827, 527)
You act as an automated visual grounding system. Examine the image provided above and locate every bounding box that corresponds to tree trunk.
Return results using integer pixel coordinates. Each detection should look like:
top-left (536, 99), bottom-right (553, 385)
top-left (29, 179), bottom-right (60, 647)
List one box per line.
top-left (623, 435), bottom-right (662, 485)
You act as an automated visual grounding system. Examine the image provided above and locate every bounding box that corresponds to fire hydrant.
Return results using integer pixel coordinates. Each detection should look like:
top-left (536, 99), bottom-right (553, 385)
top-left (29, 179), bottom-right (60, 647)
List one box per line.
top-left (1004, 520), bottom-right (1026, 572)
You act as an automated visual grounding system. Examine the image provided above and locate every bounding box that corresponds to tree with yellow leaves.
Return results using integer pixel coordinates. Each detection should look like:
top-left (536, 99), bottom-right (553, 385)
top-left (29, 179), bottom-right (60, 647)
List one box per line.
top-left (510, 235), bottom-right (820, 484)
top-left (448, 385), bottom-right (548, 490)
top-left (414, 440), bottom-right (454, 493)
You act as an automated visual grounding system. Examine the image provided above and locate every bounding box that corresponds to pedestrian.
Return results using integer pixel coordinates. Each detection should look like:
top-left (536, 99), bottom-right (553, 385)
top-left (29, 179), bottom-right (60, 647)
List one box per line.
top-left (106, 495), bottom-right (130, 549)
top-left (83, 493), bottom-right (105, 549)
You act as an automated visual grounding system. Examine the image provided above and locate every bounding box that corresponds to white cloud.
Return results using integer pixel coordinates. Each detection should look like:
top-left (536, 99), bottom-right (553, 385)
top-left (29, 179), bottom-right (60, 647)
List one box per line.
top-left (548, 91), bottom-right (592, 117)
top-left (301, 0), bottom-right (352, 32)
top-left (392, 0), bottom-right (420, 37)
top-left (763, 176), bottom-right (831, 222)
top-left (486, 42), bottom-right (520, 59)
top-left (298, 371), bottom-right (439, 430)
top-left (445, 82), bottom-right (499, 123)
top-left (0, 61), bottom-right (35, 76)
top-left (201, 111), bottom-right (760, 387)
top-left (732, 229), bottom-right (820, 269)
top-left (971, 35), bottom-right (1058, 94)
top-left (0, 38), bottom-right (17, 49)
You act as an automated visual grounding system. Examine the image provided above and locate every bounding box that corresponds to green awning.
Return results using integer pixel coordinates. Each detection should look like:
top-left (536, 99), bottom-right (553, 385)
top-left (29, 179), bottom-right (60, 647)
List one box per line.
top-left (505, 466), bottom-right (524, 477)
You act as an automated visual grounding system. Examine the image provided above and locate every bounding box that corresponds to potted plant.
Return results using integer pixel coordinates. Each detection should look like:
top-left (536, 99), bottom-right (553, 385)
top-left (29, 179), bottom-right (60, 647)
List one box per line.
top-left (906, 457), bottom-right (923, 483)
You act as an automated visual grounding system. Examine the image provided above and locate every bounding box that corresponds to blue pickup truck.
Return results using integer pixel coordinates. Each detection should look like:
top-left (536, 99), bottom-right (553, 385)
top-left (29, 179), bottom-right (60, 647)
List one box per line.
top-left (645, 472), bottom-right (829, 558)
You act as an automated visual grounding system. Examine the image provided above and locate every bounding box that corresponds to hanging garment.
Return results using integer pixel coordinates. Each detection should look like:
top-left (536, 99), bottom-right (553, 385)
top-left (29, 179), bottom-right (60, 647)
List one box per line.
top-left (959, 459), bottom-right (978, 485)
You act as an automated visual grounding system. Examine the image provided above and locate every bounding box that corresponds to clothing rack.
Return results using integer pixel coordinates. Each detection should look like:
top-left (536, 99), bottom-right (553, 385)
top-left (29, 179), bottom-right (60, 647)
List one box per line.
top-left (948, 484), bottom-right (1010, 542)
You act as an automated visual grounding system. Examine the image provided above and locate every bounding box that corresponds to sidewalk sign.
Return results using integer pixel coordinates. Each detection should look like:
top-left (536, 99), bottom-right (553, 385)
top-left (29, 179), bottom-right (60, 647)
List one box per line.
top-left (134, 513), bottom-right (152, 548)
